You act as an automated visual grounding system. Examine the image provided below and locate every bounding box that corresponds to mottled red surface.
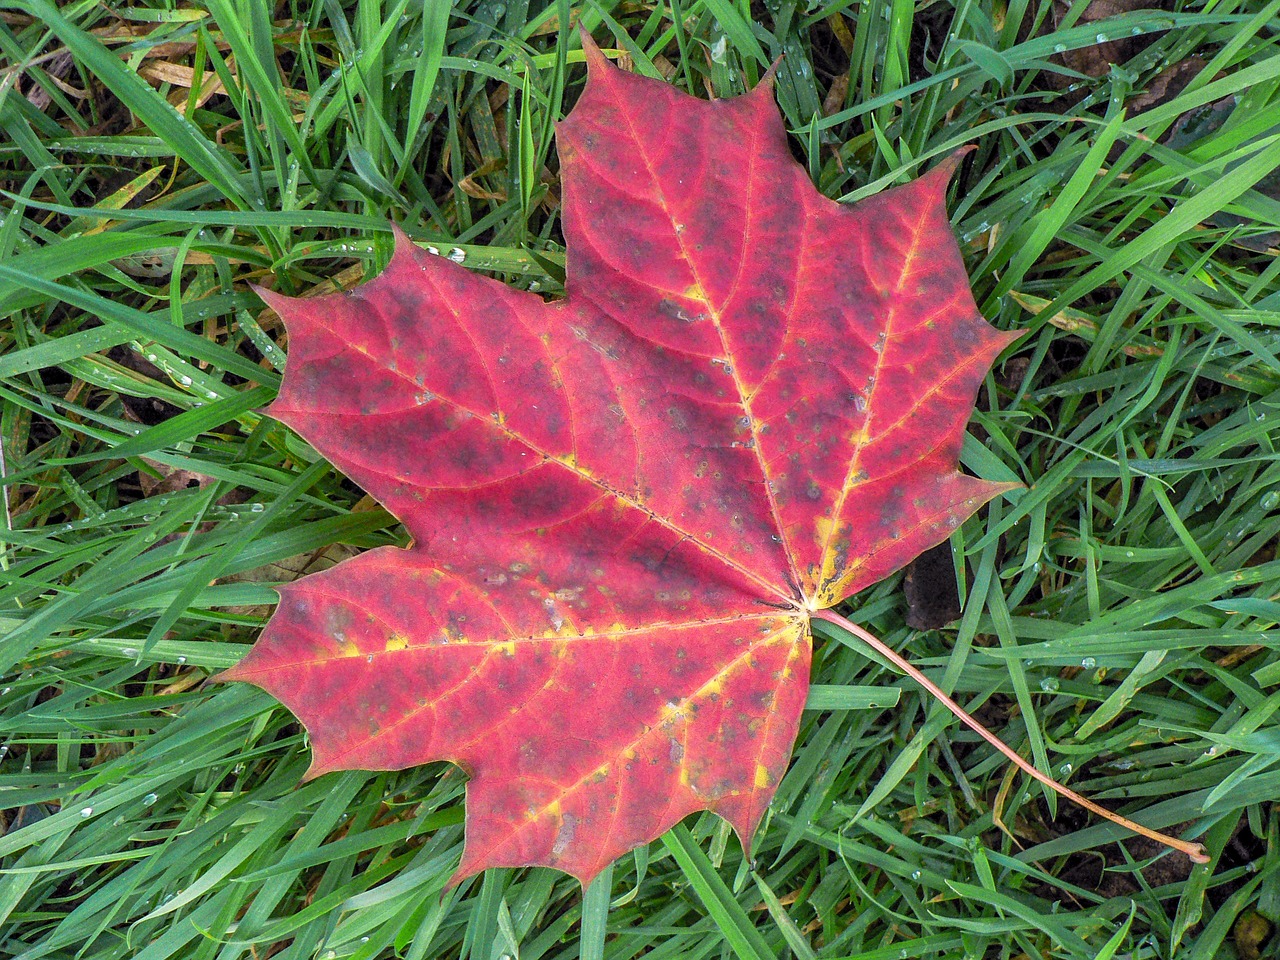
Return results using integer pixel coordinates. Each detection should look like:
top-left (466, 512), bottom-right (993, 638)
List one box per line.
top-left (220, 35), bottom-right (1019, 885)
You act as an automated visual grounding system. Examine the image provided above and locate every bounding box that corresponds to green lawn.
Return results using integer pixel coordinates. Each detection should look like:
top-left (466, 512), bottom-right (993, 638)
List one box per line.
top-left (2, 1), bottom-right (1279, 957)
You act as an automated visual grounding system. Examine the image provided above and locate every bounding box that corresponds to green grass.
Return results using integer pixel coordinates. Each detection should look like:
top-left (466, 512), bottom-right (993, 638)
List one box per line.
top-left (2, 0), bottom-right (1279, 957)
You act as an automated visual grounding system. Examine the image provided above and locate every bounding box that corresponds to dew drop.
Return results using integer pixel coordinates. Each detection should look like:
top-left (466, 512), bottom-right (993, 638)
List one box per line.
top-left (1080, 656), bottom-right (1096, 669)
top-left (1040, 677), bottom-right (1060, 693)
top-left (1053, 43), bottom-right (1067, 53)
top-left (80, 807), bottom-right (93, 818)
top-left (1095, 33), bottom-right (1108, 42)
top-left (142, 792), bottom-right (158, 806)
top-left (1058, 763), bottom-right (1072, 776)
top-left (448, 247), bottom-right (467, 263)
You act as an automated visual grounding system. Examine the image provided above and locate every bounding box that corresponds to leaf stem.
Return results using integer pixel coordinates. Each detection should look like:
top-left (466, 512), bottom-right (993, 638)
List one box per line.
top-left (811, 607), bottom-right (1209, 864)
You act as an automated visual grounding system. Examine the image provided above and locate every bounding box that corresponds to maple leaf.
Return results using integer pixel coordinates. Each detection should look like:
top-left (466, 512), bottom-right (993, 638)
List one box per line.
top-left (219, 37), bottom-right (1021, 886)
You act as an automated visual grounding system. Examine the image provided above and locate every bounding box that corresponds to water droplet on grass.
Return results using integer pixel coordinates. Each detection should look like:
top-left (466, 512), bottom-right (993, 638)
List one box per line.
top-left (1081, 656), bottom-right (1096, 668)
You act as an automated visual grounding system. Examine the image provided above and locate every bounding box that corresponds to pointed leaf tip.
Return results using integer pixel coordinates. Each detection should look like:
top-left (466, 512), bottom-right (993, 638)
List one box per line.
top-left (250, 282), bottom-right (292, 316)
top-left (578, 26), bottom-right (611, 75)
top-left (921, 146), bottom-right (977, 193)
top-left (388, 220), bottom-right (413, 251)
top-left (758, 55), bottom-right (784, 91)
top-left (209, 665), bottom-right (239, 685)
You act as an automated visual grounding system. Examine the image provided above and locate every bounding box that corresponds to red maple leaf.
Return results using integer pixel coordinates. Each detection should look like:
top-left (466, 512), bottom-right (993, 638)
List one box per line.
top-left (220, 37), bottom-right (1020, 885)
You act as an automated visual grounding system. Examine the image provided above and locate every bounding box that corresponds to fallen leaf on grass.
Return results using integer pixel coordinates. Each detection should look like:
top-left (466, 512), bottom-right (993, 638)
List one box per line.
top-left (221, 34), bottom-right (1019, 885)
top-left (1010, 291), bottom-right (1165, 357)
